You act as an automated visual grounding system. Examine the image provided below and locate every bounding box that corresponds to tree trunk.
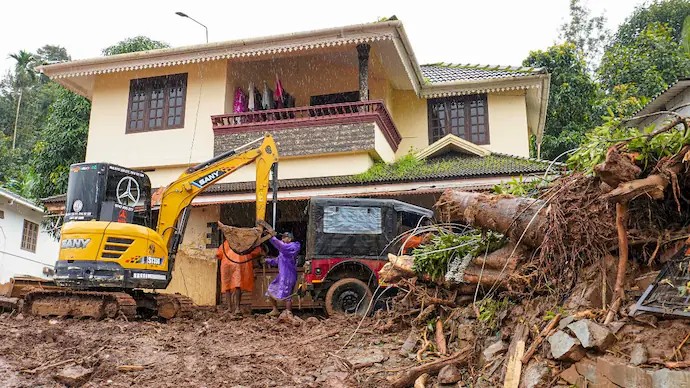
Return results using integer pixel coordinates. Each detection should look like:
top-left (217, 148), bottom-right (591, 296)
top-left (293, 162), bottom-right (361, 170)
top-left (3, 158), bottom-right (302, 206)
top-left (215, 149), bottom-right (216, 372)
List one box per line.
top-left (435, 191), bottom-right (548, 249)
top-left (12, 90), bottom-right (22, 149)
top-left (594, 147), bottom-right (641, 188)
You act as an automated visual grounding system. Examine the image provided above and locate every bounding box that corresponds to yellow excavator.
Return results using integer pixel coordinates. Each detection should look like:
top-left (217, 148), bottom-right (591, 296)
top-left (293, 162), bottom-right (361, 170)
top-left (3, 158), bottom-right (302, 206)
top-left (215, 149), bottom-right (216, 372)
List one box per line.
top-left (24, 134), bottom-right (278, 319)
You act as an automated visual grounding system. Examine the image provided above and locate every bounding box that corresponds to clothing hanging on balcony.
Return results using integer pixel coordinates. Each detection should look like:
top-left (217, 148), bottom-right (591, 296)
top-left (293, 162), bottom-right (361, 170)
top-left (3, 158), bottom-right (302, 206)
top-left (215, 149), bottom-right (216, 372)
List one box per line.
top-left (247, 82), bottom-right (256, 111)
top-left (274, 75), bottom-right (285, 109)
top-left (262, 81), bottom-right (274, 110)
top-left (233, 87), bottom-right (247, 113)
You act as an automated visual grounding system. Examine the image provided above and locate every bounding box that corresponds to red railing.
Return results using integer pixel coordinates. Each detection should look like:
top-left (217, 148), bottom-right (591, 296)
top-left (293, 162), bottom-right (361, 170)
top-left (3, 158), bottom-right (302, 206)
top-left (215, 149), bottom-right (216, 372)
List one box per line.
top-left (211, 100), bottom-right (402, 151)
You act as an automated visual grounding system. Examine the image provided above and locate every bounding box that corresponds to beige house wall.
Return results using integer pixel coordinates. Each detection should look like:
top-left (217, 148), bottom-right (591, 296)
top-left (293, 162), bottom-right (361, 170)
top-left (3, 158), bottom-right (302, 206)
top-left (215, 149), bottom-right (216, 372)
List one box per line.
top-left (391, 89), bottom-right (429, 155)
top-left (87, 61), bottom-right (228, 168)
top-left (144, 152), bottom-right (375, 188)
top-left (162, 205), bottom-right (220, 306)
top-left (486, 93), bottom-right (530, 157)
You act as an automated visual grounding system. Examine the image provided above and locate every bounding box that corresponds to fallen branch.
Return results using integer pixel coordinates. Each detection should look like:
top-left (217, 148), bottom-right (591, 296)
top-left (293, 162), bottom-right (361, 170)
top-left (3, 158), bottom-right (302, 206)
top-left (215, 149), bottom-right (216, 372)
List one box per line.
top-left (521, 314), bottom-right (562, 364)
top-left (117, 365), bottom-right (147, 372)
top-left (435, 318), bottom-right (447, 356)
top-left (605, 202), bottom-right (629, 324)
top-left (504, 324), bottom-right (528, 388)
top-left (389, 346), bottom-right (472, 388)
top-left (298, 329), bottom-right (340, 345)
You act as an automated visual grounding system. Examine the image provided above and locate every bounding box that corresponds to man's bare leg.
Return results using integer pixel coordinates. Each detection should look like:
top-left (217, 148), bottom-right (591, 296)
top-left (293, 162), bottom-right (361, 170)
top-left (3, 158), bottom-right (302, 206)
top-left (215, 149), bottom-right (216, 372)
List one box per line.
top-left (267, 297), bottom-right (280, 316)
top-left (285, 298), bottom-right (293, 314)
top-left (233, 287), bottom-right (242, 315)
top-left (222, 291), bottom-right (232, 310)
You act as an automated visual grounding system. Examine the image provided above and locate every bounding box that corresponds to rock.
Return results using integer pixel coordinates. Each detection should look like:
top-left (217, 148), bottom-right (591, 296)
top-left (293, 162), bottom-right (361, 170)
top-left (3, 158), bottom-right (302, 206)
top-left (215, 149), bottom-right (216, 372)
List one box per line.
top-left (630, 343), bottom-right (648, 366)
top-left (399, 330), bottom-right (418, 356)
top-left (595, 357), bottom-right (652, 388)
top-left (14, 313), bottom-right (24, 321)
top-left (323, 371), bottom-right (352, 388)
top-left (567, 319), bottom-right (615, 351)
top-left (438, 364), bottom-right (462, 384)
top-left (547, 330), bottom-right (586, 362)
top-left (480, 340), bottom-right (507, 365)
top-left (607, 321), bottom-right (625, 334)
top-left (559, 365), bottom-right (581, 385)
top-left (54, 365), bottom-right (93, 387)
top-left (558, 315), bottom-right (576, 330)
top-left (349, 348), bottom-right (387, 367)
top-left (49, 319), bottom-right (59, 325)
top-left (574, 358), bottom-right (597, 383)
top-left (651, 368), bottom-right (690, 387)
top-left (305, 316), bottom-right (320, 325)
top-left (521, 361), bottom-right (550, 388)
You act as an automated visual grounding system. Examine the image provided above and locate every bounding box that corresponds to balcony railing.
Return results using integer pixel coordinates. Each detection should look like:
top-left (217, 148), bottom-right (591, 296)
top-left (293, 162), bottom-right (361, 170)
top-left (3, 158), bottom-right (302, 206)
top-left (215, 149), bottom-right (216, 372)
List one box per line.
top-left (211, 100), bottom-right (402, 151)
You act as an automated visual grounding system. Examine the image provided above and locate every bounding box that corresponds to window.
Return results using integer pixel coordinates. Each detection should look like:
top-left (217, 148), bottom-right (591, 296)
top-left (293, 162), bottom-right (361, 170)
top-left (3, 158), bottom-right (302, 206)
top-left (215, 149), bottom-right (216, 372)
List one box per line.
top-left (21, 220), bottom-right (38, 252)
top-left (126, 73), bottom-right (187, 133)
top-left (323, 206), bottom-right (382, 235)
top-left (428, 94), bottom-right (489, 144)
top-left (0, 209), bottom-right (4, 219)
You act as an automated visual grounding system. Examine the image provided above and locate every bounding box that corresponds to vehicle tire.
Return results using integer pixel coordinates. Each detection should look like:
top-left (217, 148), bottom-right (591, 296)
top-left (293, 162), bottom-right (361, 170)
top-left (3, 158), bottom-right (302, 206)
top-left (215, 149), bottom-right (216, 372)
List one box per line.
top-left (324, 278), bottom-right (373, 316)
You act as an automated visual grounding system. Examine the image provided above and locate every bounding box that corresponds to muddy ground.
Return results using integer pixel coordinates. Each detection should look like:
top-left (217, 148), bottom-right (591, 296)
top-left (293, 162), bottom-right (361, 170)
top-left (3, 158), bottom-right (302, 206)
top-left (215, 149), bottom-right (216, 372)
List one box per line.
top-left (0, 310), bottom-right (414, 388)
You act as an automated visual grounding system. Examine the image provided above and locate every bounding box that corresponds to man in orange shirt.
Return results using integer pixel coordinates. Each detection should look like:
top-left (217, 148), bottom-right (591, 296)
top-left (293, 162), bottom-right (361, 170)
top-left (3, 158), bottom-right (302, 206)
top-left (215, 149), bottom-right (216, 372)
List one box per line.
top-left (216, 239), bottom-right (263, 314)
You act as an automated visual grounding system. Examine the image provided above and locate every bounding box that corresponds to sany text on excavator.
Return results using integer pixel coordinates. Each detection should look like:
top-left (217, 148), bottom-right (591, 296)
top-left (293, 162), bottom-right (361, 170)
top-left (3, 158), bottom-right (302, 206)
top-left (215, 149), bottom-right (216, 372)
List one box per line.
top-left (24, 134), bottom-right (278, 320)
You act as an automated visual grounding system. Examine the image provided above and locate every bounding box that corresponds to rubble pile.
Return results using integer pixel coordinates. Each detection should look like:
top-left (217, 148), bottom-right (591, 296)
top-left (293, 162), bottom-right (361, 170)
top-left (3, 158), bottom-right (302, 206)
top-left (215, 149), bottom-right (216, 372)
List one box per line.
top-left (377, 116), bottom-right (690, 386)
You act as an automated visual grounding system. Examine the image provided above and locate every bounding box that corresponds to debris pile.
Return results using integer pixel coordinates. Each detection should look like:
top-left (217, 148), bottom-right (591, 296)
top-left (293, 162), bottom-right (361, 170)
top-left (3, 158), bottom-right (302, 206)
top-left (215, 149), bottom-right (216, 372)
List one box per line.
top-left (377, 115), bottom-right (690, 386)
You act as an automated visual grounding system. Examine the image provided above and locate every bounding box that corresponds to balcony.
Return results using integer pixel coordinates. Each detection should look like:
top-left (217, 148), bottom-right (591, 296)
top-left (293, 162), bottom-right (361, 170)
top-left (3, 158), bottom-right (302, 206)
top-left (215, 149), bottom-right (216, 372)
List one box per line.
top-left (211, 100), bottom-right (402, 160)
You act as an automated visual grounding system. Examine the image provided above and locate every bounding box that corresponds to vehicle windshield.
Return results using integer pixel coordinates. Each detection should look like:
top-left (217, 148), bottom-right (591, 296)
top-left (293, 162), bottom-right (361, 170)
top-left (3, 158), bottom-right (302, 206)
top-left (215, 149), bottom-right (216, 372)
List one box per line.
top-left (64, 165), bottom-right (101, 222)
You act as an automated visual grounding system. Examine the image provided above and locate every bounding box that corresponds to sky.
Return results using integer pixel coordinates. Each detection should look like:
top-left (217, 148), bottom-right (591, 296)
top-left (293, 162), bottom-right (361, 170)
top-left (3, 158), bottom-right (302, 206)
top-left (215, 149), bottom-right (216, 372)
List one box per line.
top-left (1, 0), bottom-right (644, 76)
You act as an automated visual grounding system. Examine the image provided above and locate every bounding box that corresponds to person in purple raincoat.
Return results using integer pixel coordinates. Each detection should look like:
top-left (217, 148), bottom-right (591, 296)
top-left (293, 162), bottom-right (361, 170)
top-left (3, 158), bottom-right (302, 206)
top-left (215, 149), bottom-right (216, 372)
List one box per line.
top-left (265, 231), bottom-right (301, 316)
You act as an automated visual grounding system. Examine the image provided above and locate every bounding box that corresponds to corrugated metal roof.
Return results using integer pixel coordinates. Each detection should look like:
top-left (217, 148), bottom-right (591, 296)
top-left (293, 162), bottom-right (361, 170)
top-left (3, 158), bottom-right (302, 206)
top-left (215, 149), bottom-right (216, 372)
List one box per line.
top-left (421, 63), bottom-right (545, 84)
top-left (0, 187), bottom-right (44, 212)
top-left (627, 78), bottom-right (690, 127)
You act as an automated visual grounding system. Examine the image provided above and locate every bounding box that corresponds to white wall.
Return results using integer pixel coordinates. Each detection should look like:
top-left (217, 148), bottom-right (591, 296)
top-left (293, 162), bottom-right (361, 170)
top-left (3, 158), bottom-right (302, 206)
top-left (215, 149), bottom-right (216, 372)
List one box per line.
top-left (0, 201), bottom-right (59, 284)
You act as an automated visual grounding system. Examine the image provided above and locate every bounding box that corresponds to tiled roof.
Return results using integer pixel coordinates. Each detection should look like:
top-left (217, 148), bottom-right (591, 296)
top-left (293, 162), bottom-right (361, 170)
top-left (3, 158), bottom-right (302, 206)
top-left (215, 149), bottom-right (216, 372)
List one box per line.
top-left (41, 154), bottom-right (557, 204)
top-left (421, 63), bottom-right (545, 84)
top-left (206, 154), bottom-right (555, 194)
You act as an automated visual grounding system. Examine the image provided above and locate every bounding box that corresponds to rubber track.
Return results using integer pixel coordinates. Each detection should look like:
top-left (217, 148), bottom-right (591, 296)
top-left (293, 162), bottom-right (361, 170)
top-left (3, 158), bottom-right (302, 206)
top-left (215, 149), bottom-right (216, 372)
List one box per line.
top-left (23, 290), bottom-right (137, 320)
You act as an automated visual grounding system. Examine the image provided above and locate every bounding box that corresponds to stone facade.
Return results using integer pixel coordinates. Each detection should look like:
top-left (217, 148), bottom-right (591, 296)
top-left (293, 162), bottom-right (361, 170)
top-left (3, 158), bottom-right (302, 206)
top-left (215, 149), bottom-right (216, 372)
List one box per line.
top-left (214, 123), bottom-right (376, 158)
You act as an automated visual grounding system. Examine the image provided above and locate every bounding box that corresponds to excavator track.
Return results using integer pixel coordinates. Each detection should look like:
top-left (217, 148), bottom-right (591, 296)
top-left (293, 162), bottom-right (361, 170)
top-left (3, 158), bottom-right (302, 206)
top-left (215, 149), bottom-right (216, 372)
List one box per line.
top-left (155, 294), bottom-right (195, 319)
top-left (23, 290), bottom-right (137, 320)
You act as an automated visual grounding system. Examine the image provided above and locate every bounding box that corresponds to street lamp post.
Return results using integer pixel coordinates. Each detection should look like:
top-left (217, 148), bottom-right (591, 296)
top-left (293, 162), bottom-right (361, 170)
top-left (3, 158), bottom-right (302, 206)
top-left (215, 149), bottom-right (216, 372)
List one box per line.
top-left (175, 12), bottom-right (208, 43)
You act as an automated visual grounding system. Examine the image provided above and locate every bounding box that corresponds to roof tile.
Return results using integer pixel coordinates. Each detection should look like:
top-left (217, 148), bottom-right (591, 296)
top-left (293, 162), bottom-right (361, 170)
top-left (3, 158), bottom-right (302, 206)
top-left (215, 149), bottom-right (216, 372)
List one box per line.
top-left (421, 63), bottom-right (544, 84)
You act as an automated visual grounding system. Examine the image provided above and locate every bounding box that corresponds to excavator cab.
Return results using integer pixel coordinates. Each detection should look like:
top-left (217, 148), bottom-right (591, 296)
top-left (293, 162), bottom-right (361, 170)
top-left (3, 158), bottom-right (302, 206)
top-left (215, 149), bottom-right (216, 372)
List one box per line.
top-left (64, 163), bottom-right (152, 227)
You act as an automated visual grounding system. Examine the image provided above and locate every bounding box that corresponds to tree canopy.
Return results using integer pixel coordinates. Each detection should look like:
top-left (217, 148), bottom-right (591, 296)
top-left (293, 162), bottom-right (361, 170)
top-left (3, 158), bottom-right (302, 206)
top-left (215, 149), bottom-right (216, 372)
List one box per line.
top-left (102, 36), bottom-right (170, 56)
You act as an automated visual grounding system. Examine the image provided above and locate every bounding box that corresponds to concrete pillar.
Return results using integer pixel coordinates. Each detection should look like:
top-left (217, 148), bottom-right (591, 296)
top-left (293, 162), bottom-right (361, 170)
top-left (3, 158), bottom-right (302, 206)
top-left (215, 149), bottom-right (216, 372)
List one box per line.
top-left (357, 43), bottom-right (370, 102)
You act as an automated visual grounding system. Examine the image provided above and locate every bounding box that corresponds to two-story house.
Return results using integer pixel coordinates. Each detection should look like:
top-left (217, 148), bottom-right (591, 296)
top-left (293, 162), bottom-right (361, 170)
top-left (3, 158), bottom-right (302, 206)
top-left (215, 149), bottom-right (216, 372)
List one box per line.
top-left (40, 19), bottom-right (552, 305)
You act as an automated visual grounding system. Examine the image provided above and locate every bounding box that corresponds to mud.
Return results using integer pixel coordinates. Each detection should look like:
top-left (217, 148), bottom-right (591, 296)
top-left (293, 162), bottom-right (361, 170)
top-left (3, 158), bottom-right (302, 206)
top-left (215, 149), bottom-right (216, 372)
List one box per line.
top-left (0, 311), bottom-right (413, 387)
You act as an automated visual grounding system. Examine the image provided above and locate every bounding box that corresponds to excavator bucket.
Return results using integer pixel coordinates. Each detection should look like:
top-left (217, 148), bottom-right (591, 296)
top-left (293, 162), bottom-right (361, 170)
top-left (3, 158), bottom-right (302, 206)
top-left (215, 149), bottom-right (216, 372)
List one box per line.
top-left (217, 222), bottom-right (264, 254)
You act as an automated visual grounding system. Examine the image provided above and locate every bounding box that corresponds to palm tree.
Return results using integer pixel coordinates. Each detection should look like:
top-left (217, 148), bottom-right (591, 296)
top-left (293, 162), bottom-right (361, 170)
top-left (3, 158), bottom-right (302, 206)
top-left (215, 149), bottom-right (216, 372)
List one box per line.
top-left (9, 50), bottom-right (37, 149)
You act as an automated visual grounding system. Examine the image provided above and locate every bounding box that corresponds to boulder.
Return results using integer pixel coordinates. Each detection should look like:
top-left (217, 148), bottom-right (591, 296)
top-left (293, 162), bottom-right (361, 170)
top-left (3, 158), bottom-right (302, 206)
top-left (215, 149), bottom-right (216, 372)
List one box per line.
top-left (437, 364), bottom-right (462, 384)
top-left (547, 330), bottom-right (586, 362)
top-left (651, 368), bottom-right (690, 387)
top-left (567, 319), bottom-right (615, 351)
top-left (53, 365), bottom-right (93, 387)
top-left (480, 340), bottom-right (507, 366)
top-left (521, 361), bottom-right (550, 388)
top-left (557, 316), bottom-right (576, 330)
top-left (630, 343), bottom-right (648, 366)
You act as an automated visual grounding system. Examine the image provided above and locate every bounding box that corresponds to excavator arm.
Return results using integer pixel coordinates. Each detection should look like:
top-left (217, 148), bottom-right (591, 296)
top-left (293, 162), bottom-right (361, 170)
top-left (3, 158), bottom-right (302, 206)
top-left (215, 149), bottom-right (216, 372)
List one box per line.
top-left (156, 134), bottom-right (278, 257)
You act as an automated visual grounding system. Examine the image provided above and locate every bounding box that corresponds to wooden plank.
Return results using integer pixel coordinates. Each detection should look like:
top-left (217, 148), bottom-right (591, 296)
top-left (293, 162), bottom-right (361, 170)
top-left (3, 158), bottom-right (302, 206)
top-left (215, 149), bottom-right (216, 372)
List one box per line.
top-left (504, 323), bottom-right (528, 388)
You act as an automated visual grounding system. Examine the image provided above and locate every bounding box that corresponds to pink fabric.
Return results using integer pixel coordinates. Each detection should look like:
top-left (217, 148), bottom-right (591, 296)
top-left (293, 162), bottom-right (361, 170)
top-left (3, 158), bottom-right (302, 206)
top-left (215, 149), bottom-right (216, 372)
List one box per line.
top-left (233, 87), bottom-right (247, 113)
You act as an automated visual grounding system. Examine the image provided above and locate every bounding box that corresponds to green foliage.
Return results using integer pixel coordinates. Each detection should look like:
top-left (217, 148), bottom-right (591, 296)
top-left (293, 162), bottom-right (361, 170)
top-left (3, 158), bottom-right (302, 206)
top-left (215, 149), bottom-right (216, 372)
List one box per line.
top-left (26, 87), bottom-right (90, 199)
top-left (492, 176), bottom-right (544, 197)
top-left (559, 0), bottom-right (610, 67)
top-left (566, 116), bottom-right (690, 173)
top-left (599, 22), bottom-right (690, 100)
top-left (615, 0), bottom-right (690, 46)
top-left (523, 43), bottom-right (599, 159)
top-left (355, 153), bottom-right (425, 181)
top-left (412, 230), bottom-right (504, 281)
top-left (102, 36), bottom-right (170, 56)
top-left (477, 297), bottom-right (511, 330)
